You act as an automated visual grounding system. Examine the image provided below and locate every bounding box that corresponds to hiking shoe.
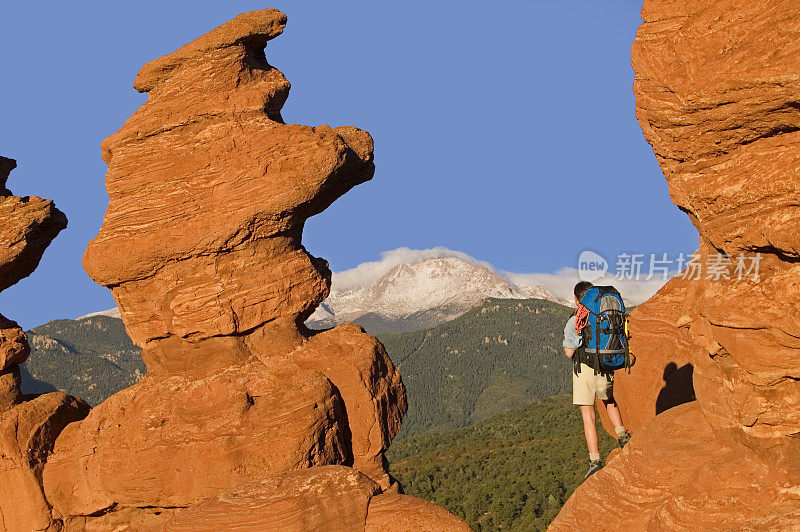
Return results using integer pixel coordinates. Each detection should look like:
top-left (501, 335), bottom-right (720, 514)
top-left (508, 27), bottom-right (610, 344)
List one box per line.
top-left (584, 460), bottom-right (603, 480)
top-left (617, 431), bottom-right (632, 449)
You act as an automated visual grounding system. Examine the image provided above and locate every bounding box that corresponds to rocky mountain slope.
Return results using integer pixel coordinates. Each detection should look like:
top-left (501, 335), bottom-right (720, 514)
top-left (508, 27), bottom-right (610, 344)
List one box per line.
top-left (384, 298), bottom-right (573, 438)
top-left (22, 316), bottom-right (145, 405)
top-left (552, 1), bottom-right (800, 529)
top-left (307, 256), bottom-right (562, 332)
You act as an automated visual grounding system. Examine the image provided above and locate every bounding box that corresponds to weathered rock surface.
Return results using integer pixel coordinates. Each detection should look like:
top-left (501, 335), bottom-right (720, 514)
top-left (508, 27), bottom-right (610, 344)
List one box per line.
top-left (165, 466), bottom-right (380, 531)
top-left (598, 276), bottom-right (696, 435)
top-left (554, 0), bottom-right (800, 528)
top-left (292, 324), bottom-right (406, 488)
top-left (42, 9), bottom-right (466, 530)
top-left (0, 156), bottom-right (68, 294)
top-left (82, 9), bottom-right (374, 359)
top-left (0, 315), bottom-right (29, 384)
top-left (164, 465), bottom-right (472, 532)
top-left (554, 402), bottom-right (800, 531)
top-left (0, 158), bottom-right (88, 532)
top-left (44, 359), bottom-right (348, 515)
top-left (365, 492), bottom-right (473, 532)
top-left (0, 393), bottom-right (90, 532)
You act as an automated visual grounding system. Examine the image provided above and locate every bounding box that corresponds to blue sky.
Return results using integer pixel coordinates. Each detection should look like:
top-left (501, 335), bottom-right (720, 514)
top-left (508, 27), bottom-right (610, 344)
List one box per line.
top-left (0, 1), bottom-right (697, 329)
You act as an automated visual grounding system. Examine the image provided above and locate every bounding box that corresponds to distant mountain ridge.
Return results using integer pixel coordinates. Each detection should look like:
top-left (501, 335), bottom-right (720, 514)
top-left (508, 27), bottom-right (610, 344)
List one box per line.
top-left (382, 297), bottom-right (574, 438)
top-left (77, 308), bottom-right (121, 320)
top-left (308, 256), bottom-right (564, 332)
top-left (21, 315), bottom-right (144, 405)
top-left (23, 298), bottom-right (574, 439)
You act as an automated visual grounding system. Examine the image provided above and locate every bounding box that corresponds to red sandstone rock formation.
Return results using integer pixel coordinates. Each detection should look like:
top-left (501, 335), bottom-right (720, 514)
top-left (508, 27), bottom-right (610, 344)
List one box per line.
top-left (0, 157), bottom-right (69, 295)
top-left (0, 157), bottom-right (89, 532)
top-left (164, 466), bottom-right (466, 532)
top-left (598, 277), bottom-right (696, 435)
top-left (40, 10), bottom-right (468, 530)
top-left (553, 1), bottom-right (800, 529)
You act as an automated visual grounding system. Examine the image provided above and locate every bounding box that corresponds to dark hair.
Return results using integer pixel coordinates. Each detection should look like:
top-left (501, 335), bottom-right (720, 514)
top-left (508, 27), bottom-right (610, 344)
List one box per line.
top-left (574, 281), bottom-right (593, 303)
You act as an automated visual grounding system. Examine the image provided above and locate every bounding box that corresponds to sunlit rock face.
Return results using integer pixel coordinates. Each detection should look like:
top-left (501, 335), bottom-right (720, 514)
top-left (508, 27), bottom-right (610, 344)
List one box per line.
top-left (597, 275), bottom-right (697, 439)
top-left (0, 156), bottom-right (68, 295)
top-left (0, 156), bottom-right (89, 532)
top-left (42, 10), bottom-right (469, 530)
top-left (553, 1), bottom-right (800, 529)
top-left (82, 9), bottom-right (375, 368)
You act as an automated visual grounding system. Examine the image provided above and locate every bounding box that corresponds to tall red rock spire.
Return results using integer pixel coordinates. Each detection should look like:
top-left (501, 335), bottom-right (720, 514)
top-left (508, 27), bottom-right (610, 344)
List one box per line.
top-left (40, 10), bottom-right (468, 530)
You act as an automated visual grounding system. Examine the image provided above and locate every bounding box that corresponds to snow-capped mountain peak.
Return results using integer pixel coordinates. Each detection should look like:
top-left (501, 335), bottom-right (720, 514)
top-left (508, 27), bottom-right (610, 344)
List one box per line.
top-left (307, 256), bottom-right (562, 330)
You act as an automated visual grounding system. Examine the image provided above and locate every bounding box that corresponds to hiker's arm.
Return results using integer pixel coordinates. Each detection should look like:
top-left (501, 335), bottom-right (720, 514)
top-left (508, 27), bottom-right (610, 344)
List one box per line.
top-left (563, 317), bottom-right (580, 359)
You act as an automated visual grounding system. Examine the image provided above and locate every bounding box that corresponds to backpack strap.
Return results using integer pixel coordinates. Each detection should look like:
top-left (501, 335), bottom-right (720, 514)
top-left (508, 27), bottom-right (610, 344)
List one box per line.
top-left (573, 346), bottom-right (593, 376)
top-left (593, 312), bottom-right (602, 375)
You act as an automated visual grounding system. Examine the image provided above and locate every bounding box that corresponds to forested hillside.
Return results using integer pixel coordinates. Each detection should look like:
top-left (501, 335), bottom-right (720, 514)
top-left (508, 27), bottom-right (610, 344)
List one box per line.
top-left (22, 316), bottom-right (145, 405)
top-left (387, 394), bottom-right (618, 531)
top-left (22, 298), bottom-right (575, 433)
top-left (379, 298), bottom-right (574, 438)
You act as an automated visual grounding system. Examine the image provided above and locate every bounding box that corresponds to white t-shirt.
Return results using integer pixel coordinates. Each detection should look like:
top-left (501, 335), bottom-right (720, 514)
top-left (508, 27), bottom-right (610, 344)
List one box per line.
top-left (562, 316), bottom-right (582, 350)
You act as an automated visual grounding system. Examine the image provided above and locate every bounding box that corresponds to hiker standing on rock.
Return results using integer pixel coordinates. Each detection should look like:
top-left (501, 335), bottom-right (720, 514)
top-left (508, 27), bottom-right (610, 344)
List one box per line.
top-left (563, 281), bottom-right (633, 479)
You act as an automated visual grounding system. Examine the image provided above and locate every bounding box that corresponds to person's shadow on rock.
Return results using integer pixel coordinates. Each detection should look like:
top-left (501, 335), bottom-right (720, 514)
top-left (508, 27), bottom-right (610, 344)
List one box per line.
top-left (655, 362), bottom-right (696, 415)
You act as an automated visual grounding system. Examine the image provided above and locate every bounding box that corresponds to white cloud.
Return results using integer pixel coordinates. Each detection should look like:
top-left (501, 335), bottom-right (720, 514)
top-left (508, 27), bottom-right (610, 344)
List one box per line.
top-left (331, 247), bottom-right (500, 291)
top-left (503, 269), bottom-right (669, 307)
top-left (332, 247), bottom-right (672, 306)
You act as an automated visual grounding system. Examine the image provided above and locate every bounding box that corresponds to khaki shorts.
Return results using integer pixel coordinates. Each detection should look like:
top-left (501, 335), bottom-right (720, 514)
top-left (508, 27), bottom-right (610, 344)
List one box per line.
top-left (573, 362), bottom-right (614, 405)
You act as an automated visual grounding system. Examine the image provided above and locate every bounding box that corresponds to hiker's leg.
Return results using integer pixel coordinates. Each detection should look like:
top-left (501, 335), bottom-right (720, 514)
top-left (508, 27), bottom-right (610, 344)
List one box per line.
top-left (580, 404), bottom-right (599, 454)
top-left (604, 399), bottom-right (624, 429)
top-left (604, 398), bottom-right (631, 444)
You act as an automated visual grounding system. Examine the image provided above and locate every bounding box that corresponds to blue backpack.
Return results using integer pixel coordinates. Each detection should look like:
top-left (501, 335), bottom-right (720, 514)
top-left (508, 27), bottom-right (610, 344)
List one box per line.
top-left (578, 286), bottom-right (633, 373)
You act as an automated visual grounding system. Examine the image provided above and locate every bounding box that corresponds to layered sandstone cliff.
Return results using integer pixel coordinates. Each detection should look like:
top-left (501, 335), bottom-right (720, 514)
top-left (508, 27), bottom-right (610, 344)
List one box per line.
top-left (552, 1), bottom-right (800, 529)
top-left (38, 10), bottom-right (468, 530)
top-left (0, 157), bottom-right (89, 532)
